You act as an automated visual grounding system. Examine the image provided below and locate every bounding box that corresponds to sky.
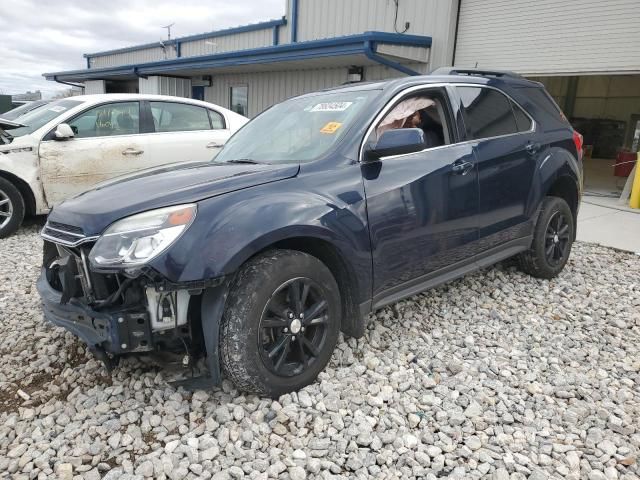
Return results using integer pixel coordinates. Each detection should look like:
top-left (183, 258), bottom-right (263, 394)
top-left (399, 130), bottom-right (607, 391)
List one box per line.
top-left (0, 0), bottom-right (285, 98)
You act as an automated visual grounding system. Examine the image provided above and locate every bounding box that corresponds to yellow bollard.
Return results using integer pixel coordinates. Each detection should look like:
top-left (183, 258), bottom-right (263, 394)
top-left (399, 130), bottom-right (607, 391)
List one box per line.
top-left (631, 153), bottom-right (640, 209)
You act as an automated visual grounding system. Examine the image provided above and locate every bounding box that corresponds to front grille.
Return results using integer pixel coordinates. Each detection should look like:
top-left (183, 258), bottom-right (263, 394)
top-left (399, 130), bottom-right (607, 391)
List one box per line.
top-left (48, 221), bottom-right (84, 235)
top-left (41, 221), bottom-right (98, 247)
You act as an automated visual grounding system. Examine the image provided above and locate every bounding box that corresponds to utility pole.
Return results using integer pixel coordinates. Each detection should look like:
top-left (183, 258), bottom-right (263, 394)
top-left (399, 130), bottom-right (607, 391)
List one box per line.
top-left (162, 23), bottom-right (175, 41)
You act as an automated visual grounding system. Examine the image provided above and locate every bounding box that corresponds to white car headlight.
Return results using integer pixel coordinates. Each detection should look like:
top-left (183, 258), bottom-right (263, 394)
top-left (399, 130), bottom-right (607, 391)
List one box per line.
top-left (89, 204), bottom-right (197, 268)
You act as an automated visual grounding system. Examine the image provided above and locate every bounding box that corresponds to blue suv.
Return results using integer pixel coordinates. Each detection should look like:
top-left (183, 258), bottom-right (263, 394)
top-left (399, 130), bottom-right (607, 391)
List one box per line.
top-left (38, 69), bottom-right (583, 396)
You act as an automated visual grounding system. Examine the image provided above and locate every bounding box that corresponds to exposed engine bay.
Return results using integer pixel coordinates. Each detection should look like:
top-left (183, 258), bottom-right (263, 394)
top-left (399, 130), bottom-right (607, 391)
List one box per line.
top-left (41, 239), bottom-right (205, 370)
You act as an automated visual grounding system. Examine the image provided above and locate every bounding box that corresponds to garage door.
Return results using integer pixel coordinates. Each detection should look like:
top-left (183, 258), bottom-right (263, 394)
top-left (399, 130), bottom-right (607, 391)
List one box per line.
top-left (454, 0), bottom-right (640, 76)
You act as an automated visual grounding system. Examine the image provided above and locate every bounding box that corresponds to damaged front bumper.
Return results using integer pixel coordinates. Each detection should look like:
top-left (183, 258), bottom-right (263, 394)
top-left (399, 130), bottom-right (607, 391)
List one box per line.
top-left (37, 234), bottom-right (230, 388)
top-left (37, 269), bottom-right (153, 358)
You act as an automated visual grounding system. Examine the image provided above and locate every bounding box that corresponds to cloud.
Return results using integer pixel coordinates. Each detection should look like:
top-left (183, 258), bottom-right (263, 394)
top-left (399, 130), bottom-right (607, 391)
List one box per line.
top-left (0, 0), bottom-right (285, 98)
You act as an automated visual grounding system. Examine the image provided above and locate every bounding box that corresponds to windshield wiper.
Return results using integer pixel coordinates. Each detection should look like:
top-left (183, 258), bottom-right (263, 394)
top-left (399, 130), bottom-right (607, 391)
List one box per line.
top-left (224, 159), bottom-right (263, 165)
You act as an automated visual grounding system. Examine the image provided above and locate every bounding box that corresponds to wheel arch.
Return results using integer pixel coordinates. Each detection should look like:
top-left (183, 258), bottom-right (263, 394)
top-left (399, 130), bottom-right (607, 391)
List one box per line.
top-left (544, 174), bottom-right (579, 239)
top-left (0, 170), bottom-right (37, 216)
top-left (262, 236), bottom-right (366, 339)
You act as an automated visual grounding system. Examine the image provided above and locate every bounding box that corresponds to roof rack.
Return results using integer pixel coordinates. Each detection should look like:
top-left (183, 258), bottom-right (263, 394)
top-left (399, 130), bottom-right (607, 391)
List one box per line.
top-left (430, 67), bottom-right (523, 79)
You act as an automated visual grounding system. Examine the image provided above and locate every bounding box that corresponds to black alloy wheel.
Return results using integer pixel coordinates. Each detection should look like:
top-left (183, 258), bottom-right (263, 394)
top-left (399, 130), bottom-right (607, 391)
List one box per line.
top-left (219, 249), bottom-right (341, 396)
top-left (544, 211), bottom-right (571, 266)
top-left (517, 196), bottom-right (574, 279)
top-left (259, 278), bottom-right (329, 377)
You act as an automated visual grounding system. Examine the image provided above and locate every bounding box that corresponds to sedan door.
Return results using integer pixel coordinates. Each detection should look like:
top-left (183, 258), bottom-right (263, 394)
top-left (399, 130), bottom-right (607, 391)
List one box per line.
top-left (143, 101), bottom-right (232, 165)
top-left (39, 101), bottom-right (146, 206)
top-left (362, 87), bottom-right (480, 306)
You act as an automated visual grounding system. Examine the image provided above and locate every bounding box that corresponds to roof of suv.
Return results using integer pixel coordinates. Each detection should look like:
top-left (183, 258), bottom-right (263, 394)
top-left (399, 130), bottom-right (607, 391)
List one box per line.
top-left (315, 68), bottom-right (542, 97)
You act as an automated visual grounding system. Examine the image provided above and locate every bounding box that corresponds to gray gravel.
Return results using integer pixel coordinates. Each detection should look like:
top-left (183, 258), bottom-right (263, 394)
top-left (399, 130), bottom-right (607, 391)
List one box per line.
top-left (1, 221), bottom-right (639, 479)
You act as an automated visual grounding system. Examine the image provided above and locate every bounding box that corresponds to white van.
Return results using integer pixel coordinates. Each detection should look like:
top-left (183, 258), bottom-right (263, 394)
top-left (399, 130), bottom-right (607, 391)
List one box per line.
top-left (0, 94), bottom-right (248, 237)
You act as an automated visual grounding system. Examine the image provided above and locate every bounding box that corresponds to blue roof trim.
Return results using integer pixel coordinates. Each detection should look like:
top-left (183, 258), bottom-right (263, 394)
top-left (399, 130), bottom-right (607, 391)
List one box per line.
top-left (83, 18), bottom-right (287, 59)
top-left (46, 31), bottom-right (432, 81)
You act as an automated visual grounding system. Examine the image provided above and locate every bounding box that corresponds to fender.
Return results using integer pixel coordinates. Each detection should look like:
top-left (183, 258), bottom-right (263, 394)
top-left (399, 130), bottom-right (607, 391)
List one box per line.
top-left (527, 142), bottom-right (581, 223)
top-left (150, 165), bottom-right (372, 305)
top-left (0, 157), bottom-right (47, 215)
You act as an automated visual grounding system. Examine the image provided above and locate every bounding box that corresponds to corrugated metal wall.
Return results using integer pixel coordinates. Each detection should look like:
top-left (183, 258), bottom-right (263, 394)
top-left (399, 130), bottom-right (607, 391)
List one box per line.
top-left (139, 76), bottom-right (191, 98)
top-left (90, 46), bottom-right (177, 68)
top-left (84, 80), bottom-right (106, 95)
top-left (295, 0), bottom-right (457, 69)
top-left (180, 29), bottom-right (274, 57)
top-left (86, 0), bottom-right (452, 70)
top-left (455, 0), bottom-right (640, 75)
top-left (204, 62), bottom-right (425, 117)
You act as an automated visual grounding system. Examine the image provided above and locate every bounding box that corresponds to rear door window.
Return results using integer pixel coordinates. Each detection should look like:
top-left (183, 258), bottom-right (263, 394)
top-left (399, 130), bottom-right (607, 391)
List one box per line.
top-left (457, 86), bottom-right (519, 140)
top-left (512, 102), bottom-right (533, 132)
top-left (150, 102), bottom-right (211, 132)
top-left (208, 109), bottom-right (225, 129)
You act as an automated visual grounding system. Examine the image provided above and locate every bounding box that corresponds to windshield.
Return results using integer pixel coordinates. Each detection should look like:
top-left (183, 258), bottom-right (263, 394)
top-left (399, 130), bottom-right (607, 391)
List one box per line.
top-left (1, 101), bottom-right (49, 121)
top-left (4, 99), bottom-right (82, 137)
top-left (214, 89), bottom-right (378, 164)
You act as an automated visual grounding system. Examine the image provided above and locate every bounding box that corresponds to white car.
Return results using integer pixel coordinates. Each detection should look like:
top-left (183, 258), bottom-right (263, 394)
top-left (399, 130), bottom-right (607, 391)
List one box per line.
top-left (0, 94), bottom-right (248, 237)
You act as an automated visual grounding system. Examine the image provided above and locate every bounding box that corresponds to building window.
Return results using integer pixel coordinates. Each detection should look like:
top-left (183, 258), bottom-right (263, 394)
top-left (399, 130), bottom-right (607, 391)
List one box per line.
top-left (230, 85), bottom-right (248, 117)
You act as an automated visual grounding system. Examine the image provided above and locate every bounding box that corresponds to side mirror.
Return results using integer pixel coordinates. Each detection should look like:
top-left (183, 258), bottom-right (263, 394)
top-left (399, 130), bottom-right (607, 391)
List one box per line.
top-left (54, 123), bottom-right (75, 140)
top-left (365, 128), bottom-right (426, 161)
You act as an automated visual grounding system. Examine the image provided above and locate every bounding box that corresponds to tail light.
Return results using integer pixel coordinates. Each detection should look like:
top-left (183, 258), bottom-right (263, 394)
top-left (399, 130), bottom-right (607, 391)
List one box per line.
top-left (572, 130), bottom-right (583, 161)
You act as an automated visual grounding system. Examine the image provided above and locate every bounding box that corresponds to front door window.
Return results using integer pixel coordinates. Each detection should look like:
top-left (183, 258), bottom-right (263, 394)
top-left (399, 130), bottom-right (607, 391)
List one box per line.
top-left (68, 102), bottom-right (140, 138)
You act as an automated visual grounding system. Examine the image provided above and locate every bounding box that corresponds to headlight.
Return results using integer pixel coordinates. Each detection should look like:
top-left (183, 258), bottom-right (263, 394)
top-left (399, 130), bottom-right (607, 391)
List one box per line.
top-left (89, 204), bottom-right (196, 268)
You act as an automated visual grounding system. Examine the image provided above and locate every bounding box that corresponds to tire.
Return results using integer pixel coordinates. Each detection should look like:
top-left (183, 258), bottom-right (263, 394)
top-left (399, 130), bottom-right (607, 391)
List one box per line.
top-left (0, 178), bottom-right (25, 239)
top-left (518, 196), bottom-right (574, 279)
top-left (220, 249), bottom-right (342, 397)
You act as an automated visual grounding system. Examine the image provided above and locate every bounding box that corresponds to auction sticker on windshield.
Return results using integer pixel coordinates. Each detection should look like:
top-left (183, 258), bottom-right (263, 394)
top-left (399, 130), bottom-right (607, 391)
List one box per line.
top-left (311, 102), bottom-right (352, 112)
top-left (320, 122), bottom-right (342, 134)
top-left (49, 106), bottom-right (67, 113)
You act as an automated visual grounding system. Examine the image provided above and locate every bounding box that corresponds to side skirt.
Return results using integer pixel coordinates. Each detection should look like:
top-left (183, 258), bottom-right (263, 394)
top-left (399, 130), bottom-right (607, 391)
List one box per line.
top-left (370, 236), bottom-right (532, 312)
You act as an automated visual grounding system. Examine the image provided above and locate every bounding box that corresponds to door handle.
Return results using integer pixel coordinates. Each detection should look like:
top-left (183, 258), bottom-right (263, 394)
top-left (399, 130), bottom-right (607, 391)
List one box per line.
top-left (451, 160), bottom-right (473, 175)
top-left (206, 142), bottom-right (222, 149)
top-left (122, 148), bottom-right (144, 156)
top-left (525, 142), bottom-right (541, 155)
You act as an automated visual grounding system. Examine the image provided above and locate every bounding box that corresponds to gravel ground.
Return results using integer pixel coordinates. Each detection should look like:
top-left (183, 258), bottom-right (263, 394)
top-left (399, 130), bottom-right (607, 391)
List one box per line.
top-left (1, 220), bottom-right (639, 480)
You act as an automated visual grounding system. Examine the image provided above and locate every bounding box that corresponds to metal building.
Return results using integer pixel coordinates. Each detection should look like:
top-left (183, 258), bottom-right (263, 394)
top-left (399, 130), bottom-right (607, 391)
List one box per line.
top-left (44, 0), bottom-right (457, 117)
top-left (45, 0), bottom-right (640, 182)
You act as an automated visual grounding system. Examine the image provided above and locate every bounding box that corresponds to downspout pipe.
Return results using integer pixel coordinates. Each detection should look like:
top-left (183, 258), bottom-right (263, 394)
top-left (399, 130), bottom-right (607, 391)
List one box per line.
top-left (290, 0), bottom-right (299, 43)
top-left (364, 40), bottom-right (421, 76)
top-left (53, 76), bottom-right (85, 90)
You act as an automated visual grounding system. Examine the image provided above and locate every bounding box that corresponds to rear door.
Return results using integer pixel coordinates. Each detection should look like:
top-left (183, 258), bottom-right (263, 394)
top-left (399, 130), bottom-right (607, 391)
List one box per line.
top-left (144, 101), bottom-right (231, 164)
top-left (454, 85), bottom-right (537, 251)
top-left (39, 101), bottom-right (146, 205)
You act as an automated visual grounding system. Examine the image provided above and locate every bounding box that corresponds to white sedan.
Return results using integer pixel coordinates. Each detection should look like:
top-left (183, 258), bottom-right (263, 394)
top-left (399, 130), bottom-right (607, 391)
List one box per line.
top-left (0, 94), bottom-right (248, 237)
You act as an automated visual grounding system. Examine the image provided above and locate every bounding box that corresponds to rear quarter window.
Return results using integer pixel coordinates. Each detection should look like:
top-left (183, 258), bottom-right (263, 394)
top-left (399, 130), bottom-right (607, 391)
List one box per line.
top-left (515, 86), bottom-right (569, 129)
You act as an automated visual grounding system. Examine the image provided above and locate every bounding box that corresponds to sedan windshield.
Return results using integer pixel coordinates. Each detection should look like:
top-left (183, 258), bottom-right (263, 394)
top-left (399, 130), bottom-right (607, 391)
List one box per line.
top-left (4, 99), bottom-right (82, 137)
top-left (215, 89), bottom-right (378, 164)
top-left (0, 100), bottom-right (49, 121)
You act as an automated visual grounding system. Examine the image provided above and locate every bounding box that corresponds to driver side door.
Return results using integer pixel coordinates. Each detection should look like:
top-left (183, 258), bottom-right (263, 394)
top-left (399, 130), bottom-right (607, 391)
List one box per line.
top-left (362, 86), bottom-right (480, 308)
top-left (39, 101), bottom-right (146, 206)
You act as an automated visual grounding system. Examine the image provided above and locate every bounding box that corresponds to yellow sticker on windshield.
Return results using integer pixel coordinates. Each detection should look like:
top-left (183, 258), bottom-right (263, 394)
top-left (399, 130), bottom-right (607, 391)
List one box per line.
top-left (320, 122), bottom-right (342, 134)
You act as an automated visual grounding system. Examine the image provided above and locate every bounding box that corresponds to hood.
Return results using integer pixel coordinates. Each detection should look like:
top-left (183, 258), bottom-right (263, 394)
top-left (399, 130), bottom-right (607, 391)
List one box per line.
top-left (0, 119), bottom-right (26, 145)
top-left (0, 118), bottom-right (26, 128)
top-left (48, 161), bottom-right (299, 235)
